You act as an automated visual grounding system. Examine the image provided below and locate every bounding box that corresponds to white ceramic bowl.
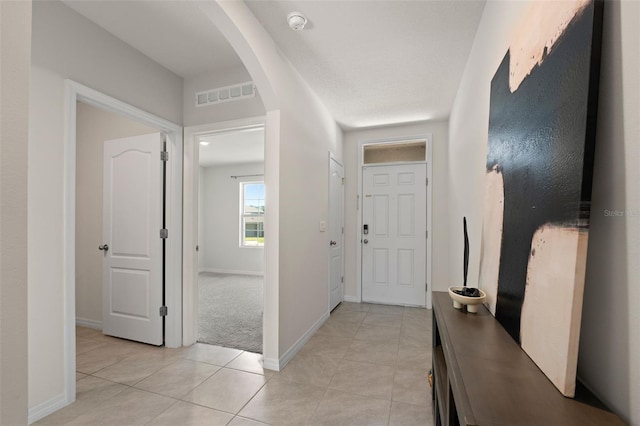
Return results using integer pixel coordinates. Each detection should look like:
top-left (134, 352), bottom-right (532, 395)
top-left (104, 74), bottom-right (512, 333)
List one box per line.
top-left (448, 286), bottom-right (486, 313)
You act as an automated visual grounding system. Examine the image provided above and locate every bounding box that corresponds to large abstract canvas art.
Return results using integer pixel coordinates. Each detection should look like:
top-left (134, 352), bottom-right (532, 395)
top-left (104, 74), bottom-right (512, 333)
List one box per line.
top-left (479, 0), bottom-right (603, 397)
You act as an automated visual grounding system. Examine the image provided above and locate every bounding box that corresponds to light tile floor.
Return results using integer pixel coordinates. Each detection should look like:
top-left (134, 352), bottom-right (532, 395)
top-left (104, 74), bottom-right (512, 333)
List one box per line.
top-left (38, 302), bottom-right (433, 425)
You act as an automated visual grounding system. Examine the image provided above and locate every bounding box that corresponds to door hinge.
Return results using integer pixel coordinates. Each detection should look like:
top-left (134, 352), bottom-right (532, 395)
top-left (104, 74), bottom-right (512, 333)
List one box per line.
top-left (342, 177), bottom-right (345, 185)
top-left (426, 230), bottom-right (428, 238)
top-left (341, 276), bottom-right (344, 283)
top-left (159, 306), bottom-right (168, 316)
top-left (425, 283), bottom-right (428, 292)
top-left (160, 228), bottom-right (168, 239)
top-left (426, 177), bottom-right (428, 186)
top-left (341, 227), bottom-right (344, 234)
top-left (161, 151), bottom-right (169, 162)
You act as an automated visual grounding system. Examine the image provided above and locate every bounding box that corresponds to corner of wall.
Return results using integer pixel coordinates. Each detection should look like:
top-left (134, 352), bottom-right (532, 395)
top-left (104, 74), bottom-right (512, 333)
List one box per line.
top-left (1, 1), bottom-right (31, 424)
top-left (27, 393), bottom-right (67, 425)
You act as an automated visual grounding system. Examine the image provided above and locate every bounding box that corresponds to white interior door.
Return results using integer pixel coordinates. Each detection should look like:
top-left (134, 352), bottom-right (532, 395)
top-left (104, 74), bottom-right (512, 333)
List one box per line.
top-left (102, 133), bottom-right (164, 345)
top-left (329, 157), bottom-right (344, 311)
top-left (362, 163), bottom-right (426, 306)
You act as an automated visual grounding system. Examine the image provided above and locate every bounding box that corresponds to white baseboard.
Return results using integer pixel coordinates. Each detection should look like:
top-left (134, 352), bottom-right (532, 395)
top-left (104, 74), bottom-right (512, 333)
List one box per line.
top-left (76, 317), bottom-right (102, 330)
top-left (264, 311), bottom-right (329, 371)
top-left (262, 357), bottom-right (280, 371)
top-left (199, 268), bottom-right (264, 277)
top-left (28, 393), bottom-right (68, 425)
top-left (343, 295), bottom-right (360, 303)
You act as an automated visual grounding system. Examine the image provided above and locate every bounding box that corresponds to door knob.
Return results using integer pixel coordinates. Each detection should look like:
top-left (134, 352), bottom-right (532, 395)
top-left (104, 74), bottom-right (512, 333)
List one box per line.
top-left (330, 240), bottom-right (337, 246)
top-left (363, 239), bottom-right (368, 244)
top-left (98, 244), bottom-right (109, 251)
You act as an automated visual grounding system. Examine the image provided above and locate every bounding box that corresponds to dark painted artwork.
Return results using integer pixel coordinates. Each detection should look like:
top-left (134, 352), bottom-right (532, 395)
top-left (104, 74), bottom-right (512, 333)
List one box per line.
top-left (479, 0), bottom-right (603, 396)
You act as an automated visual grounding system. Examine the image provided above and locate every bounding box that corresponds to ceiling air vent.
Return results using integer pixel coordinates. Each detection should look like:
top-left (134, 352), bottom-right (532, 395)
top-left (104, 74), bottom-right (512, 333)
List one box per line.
top-left (196, 81), bottom-right (256, 107)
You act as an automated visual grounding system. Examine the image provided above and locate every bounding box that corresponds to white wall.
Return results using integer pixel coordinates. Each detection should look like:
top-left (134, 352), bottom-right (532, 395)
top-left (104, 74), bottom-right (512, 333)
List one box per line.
top-left (28, 0), bottom-right (183, 413)
top-left (277, 112), bottom-right (343, 357)
top-left (199, 163), bottom-right (265, 275)
top-left (0, 1), bottom-right (31, 423)
top-left (75, 102), bottom-right (158, 326)
top-left (183, 67), bottom-right (266, 127)
top-left (447, 0), bottom-right (639, 423)
top-left (447, 0), bottom-right (526, 290)
top-left (343, 121), bottom-right (449, 300)
top-left (197, 2), bottom-right (344, 364)
top-left (578, 1), bottom-right (639, 423)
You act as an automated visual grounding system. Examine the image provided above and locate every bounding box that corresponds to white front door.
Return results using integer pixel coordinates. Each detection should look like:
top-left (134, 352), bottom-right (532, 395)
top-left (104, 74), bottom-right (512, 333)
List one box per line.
top-left (102, 133), bottom-right (165, 345)
top-left (362, 163), bottom-right (426, 306)
top-left (329, 157), bottom-right (344, 311)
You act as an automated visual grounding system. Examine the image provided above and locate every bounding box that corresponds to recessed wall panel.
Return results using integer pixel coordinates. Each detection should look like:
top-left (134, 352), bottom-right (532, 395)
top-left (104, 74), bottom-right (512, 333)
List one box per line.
top-left (398, 249), bottom-right (414, 287)
top-left (373, 173), bottom-right (390, 186)
top-left (111, 150), bottom-right (151, 258)
top-left (398, 172), bottom-right (415, 185)
top-left (110, 268), bottom-right (149, 319)
top-left (374, 249), bottom-right (389, 286)
top-left (373, 195), bottom-right (389, 237)
top-left (398, 194), bottom-right (415, 237)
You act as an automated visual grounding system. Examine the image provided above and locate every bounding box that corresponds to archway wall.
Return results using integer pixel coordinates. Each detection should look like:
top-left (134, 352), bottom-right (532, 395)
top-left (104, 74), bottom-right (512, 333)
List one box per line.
top-left (198, 1), bottom-right (344, 367)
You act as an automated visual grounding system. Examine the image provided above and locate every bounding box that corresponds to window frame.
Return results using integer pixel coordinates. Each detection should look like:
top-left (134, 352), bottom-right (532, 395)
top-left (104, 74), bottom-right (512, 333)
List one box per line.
top-left (239, 181), bottom-right (265, 248)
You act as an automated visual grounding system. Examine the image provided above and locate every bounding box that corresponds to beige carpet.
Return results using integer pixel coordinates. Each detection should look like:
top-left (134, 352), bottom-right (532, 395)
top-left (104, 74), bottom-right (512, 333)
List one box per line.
top-left (198, 272), bottom-right (263, 353)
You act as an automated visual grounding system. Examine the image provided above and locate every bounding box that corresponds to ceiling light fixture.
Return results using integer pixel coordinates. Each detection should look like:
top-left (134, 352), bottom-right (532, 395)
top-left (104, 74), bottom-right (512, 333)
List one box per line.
top-left (287, 11), bottom-right (307, 31)
top-left (199, 141), bottom-right (210, 146)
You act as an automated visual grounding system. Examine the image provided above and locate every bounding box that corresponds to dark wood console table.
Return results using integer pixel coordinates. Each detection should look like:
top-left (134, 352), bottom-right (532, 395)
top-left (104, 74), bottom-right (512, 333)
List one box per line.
top-left (432, 292), bottom-right (625, 425)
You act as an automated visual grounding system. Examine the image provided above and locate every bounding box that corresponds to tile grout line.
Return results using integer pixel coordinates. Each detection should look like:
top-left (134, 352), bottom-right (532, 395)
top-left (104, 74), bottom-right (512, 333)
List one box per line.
top-left (142, 398), bottom-right (181, 425)
top-left (304, 386), bottom-right (331, 425)
top-left (176, 363), bottom-right (227, 403)
top-left (73, 309), bottom-right (433, 425)
top-left (89, 351), bottom-right (183, 386)
top-left (225, 375), bottom-right (270, 423)
top-left (78, 341), bottom-right (270, 422)
top-left (174, 398), bottom-right (239, 417)
top-left (131, 361), bottom-right (221, 400)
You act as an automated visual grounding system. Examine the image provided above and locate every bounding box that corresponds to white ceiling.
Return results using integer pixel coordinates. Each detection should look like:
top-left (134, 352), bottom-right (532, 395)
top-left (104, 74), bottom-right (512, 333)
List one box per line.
top-left (62, 0), bottom-right (244, 78)
top-left (61, 0), bottom-right (486, 129)
top-left (198, 127), bottom-right (265, 167)
top-left (245, 0), bottom-right (486, 128)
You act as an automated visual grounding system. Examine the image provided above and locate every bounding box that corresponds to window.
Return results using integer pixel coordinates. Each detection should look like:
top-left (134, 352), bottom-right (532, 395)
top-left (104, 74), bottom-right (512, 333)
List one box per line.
top-left (241, 182), bottom-right (265, 247)
top-left (363, 140), bottom-right (426, 164)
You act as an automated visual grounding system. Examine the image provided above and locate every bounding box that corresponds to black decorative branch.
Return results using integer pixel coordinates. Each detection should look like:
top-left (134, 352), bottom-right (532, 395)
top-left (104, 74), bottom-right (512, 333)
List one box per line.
top-left (463, 217), bottom-right (469, 287)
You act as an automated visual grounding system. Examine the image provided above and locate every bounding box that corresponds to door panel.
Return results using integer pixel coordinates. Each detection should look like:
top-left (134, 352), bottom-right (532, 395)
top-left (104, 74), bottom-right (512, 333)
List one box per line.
top-left (398, 250), bottom-right (414, 286)
top-left (110, 269), bottom-right (149, 318)
top-left (329, 158), bottom-right (344, 311)
top-left (373, 173), bottom-right (389, 186)
top-left (398, 172), bottom-right (415, 185)
top-left (398, 194), bottom-right (415, 236)
top-left (362, 163), bottom-right (426, 306)
top-left (374, 249), bottom-right (389, 285)
top-left (111, 151), bottom-right (152, 257)
top-left (103, 133), bottom-right (164, 345)
top-left (373, 195), bottom-right (389, 236)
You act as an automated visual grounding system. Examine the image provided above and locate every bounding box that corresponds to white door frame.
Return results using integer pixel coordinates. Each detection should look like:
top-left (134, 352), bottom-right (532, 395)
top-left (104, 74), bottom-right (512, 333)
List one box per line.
top-left (63, 80), bottom-right (183, 405)
top-left (182, 116), bottom-right (266, 346)
top-left (328, 152), bottom-right (345, 312)
top-left (356, 135), bottom-right (433, 309)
